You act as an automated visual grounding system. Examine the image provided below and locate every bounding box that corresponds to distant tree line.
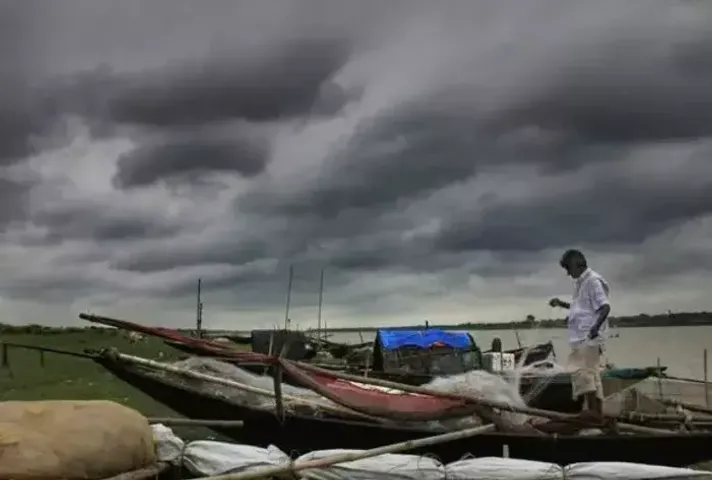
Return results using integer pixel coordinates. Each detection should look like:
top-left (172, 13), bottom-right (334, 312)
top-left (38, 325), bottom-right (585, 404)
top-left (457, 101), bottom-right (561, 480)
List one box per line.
top-left (0, 311), bottom-right (710, 335)
top-left (0, 324), bottom-right (197, 335)
top-left (312, 311), bottom-right (712, 332)
top-left (459, 311), bottom-right (712, 330)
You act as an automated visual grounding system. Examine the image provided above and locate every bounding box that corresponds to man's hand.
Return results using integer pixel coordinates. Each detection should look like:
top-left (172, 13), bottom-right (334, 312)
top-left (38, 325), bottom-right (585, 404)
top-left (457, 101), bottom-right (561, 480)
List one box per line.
top-left (548, 297), bottom-right (571, 309)
top-left (588, 325), bottom-right (600, 340)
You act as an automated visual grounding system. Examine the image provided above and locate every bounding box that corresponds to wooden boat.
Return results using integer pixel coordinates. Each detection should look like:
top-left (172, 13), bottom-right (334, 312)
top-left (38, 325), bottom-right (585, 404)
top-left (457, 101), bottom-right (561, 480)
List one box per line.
top-left (168, 338), bottom-right (661, 413)
top-left (4, 340), bottom-right (708, 467)
top-left (505, 341), bottom-right (555, 365)
top-left (85, 350), bottom-right (712, 467)
top-left (224, 334), bottom-right (252, 345)
top-left (317, 338), bottom-right (373, 359)
top-left (337, 366), bottom-right (666, 413)
top-left (80, 313), bottom-right (663, 414)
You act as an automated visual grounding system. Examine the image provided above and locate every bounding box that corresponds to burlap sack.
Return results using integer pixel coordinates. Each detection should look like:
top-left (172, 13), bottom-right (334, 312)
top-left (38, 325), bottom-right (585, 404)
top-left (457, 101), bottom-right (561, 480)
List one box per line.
top-left (0, 400), bottom-right (156, 480)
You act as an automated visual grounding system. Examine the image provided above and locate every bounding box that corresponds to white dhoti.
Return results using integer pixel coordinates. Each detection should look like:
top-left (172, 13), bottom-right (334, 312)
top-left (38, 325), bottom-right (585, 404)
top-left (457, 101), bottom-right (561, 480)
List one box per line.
top-left (568, 345), bottom-right (604, 400)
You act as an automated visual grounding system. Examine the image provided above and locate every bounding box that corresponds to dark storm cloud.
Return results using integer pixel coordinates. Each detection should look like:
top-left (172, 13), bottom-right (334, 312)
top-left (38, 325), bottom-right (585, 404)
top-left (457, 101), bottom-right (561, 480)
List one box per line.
top-left (31, 203), bottom-right (179, 242)
top-left (113, 130), bottom-right (269, 189)
top-left (0, 100), bottom-right (56, 164)
top-left (436, 156), bottom-right (712, 253)
top-left (260, 108), bottom-right (485, 217)
top-left (70, 38), bottom-right (353, 129)
top-left (240, 7), bottom-right (712, 224)
top-left (0, 3), bottom-right (50, 164)
top-left (0, 273), bottom-right (105, 303)
top-left (0, 177), bottom-right (33, 228)
top-left (238, 105), bottom-right (585, 218)
top-left (110, 238), bottom-right (268, 273)
top-left (65, 36), bottom-right (353, 189)
top-left (6, 1), bottom-right (712, 323)
top-left (491, 24), bottom-right (712, 143)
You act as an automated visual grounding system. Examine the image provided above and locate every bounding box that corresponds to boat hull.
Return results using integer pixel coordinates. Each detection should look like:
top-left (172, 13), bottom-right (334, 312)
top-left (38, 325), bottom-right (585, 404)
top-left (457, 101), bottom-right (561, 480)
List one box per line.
top-left (162, 341), bottom-right (654, 414)
top-left (97, 358), bottom-right (712, 467)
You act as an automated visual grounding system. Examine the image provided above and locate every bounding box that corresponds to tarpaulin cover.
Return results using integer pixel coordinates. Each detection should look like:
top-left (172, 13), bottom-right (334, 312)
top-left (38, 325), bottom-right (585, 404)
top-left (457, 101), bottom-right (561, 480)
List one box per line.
top-left (376, 329), bottom-right (473, 351)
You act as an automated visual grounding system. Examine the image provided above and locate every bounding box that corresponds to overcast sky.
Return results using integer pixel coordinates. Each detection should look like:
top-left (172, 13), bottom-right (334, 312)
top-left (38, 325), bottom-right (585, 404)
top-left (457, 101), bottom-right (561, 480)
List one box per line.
top-left (2, 0), bottom-right (712, 329)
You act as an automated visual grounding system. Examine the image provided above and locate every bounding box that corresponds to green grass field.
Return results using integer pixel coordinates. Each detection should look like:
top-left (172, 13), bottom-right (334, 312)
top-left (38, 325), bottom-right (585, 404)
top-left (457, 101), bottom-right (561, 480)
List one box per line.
top-left (0, 329), bottom-right (252, 439)
top-left (0, 330), bottom-right (188, 414)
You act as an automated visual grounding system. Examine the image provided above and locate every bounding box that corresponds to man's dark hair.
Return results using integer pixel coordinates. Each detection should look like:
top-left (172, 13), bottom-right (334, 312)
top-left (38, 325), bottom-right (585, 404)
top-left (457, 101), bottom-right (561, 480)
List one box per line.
top-left (560, 249), bottom-right (587, 269)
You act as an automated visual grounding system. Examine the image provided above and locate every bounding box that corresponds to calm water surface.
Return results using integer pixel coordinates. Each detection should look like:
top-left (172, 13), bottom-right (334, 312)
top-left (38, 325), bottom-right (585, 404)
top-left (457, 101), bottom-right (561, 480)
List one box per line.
top-left (322, 326), bottom-right (712, 379)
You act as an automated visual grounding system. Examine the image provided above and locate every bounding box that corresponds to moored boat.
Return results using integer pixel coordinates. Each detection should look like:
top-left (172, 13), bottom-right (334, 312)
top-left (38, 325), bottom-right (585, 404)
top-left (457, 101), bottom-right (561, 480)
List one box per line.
top-left (79, 313), bottom-right (665, 414)
top-left (84, 349), bottom-right (712, 467)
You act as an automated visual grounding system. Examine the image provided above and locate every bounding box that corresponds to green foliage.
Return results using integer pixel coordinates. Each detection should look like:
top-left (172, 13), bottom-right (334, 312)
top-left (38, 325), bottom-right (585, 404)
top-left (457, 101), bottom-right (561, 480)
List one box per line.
top-left (322, 311), bottom-right (712, 332)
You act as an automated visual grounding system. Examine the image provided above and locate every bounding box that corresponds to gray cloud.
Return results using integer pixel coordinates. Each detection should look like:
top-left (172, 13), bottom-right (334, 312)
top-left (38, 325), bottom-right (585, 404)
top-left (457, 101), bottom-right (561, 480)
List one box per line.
top-left (0, 177), bottom-right (32, 228)
top-left (437, 156), bottom-right (712, 252)
top-left (90, 38), bottom-right (352, 128)
top-left (2, 1), bottom-right (712, 327)
top-left (113, 127), bottom-right (270, 189)
top-left (492, 32), bottom-right (712, 143)
top-left (31, 203), bottom-right (180, 242)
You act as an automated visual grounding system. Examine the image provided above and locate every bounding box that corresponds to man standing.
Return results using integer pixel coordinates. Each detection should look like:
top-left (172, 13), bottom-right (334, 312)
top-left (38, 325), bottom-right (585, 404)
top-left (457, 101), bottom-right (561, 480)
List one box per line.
top-left (549, 249), bottom-right (611, 419)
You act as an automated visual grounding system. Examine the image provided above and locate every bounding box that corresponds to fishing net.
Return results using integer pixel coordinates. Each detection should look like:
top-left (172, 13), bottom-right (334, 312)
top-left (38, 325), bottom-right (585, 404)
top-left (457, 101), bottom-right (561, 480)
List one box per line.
top-left (423, 370), bottom-right (530, 426)
top-left (151, 357), bottom-right (343, 416)
top-left (138, 357), bottom-right (544, 430)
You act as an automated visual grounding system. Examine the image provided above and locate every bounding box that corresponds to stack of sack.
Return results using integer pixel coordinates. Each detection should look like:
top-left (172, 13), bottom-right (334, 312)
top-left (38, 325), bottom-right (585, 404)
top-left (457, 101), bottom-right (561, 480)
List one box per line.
top-left (152, 424), bottom-right (712, 480)
top-left (0, 400), bottom-right (157, 480)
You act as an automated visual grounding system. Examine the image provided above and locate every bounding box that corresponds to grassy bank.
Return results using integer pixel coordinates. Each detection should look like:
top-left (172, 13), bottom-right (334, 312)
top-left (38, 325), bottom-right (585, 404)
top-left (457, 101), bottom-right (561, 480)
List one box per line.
top-left (0, 329), bottom-right (253, 439)
top-left (0, 330), bottom-right (185, 412)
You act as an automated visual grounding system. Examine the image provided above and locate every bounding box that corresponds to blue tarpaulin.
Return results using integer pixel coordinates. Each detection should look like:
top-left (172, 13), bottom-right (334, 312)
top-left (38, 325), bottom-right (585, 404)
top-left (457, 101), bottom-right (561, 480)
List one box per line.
top-left (376, 329), bottom-right (473, 351)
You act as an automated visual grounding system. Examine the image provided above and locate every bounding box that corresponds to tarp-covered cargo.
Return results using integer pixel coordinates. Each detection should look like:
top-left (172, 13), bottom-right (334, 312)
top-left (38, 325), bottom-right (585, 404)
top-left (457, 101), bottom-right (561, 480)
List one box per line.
top-left (372, 329), bottom-right (481, 374)
top-left (0, 400), bottom-right (156, 480)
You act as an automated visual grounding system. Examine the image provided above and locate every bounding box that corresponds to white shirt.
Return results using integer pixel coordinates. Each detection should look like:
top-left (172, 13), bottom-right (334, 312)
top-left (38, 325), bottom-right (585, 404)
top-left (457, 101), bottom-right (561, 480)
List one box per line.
top-left (567, 268), bottom-right (610, 347)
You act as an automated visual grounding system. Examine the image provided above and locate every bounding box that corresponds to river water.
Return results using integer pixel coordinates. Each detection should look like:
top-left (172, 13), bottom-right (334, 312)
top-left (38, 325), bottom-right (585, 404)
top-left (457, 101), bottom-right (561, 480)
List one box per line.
top-left (320, 326), bottom-right (711, 380)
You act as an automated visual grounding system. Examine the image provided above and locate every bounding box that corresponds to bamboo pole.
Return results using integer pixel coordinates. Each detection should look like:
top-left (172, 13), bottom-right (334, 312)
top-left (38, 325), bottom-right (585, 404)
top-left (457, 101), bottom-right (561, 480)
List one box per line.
top-left (1, 342), bottom-right (8, 367)
top-left (199, 424), bottom-right (497, 480)
top-left (704, 348), bottom-right (709, 407)
top-left (110, 351), bottom-right (379, 422)
top-left (656, 357), bottom-right (663, 400)
top-left (262, 331), bottom-right (274, 376)
top-left (284, 265), bottom-right (293, 330)
top-left (273, 363), bottom-right (285, 423)
top-left (656, 374), bottom-right (709, 385)
top-left (196, 278), bottom-right (203, 338)
top-left (290, 360), bottom-right (582, 423)
top-left (273, 341), bottom-right (291, 423)
top-left (288, 360), bottom-right (681, 433)
top-left (100, 463), bottom-right (169, 480)
top-left (147, 418), bottom-right (244, 427)
top-left (660, 398), bottom-right (712, 416)
top-left (317, 269), bottom-right (324, 344)
top-left (0, 342), bottom-right (12, 378)
top-left (616, 423), bottom-right (681, 435)
top-left (622, 412), bottom-right (712, 422)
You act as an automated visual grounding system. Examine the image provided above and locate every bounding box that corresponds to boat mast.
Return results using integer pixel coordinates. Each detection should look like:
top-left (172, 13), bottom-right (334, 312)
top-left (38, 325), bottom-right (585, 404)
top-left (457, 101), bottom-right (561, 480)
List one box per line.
top-left (196, 278), bottom-right (203, 338)
top-left (284, 265), bottom-right (293, 330)
top-left (317, 268), bottom-right (324, 342)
